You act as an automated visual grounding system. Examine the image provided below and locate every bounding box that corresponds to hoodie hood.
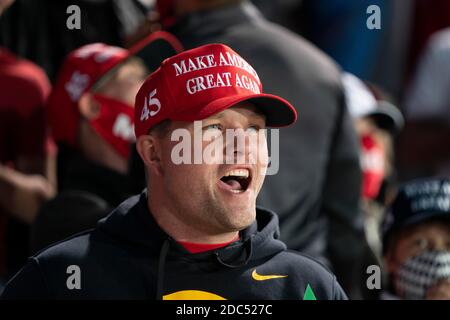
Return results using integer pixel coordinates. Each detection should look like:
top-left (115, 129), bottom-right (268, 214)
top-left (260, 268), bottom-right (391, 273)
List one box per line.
top-left (96, 191), bottom-right (286, 263)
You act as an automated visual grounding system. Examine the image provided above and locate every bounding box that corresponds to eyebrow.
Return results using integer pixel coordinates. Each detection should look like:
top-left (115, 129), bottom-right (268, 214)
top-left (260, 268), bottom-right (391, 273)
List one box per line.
top-left (208, 109), bottom-right (266, 122)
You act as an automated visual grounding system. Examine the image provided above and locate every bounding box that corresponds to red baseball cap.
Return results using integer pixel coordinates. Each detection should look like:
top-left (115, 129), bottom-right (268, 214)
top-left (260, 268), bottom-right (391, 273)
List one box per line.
top-left (135, 43), bottom-right (297, 137)
top-left (47, 43), bottom-right (127, 146)
top-left (47, 31), bottom-right (183, 147)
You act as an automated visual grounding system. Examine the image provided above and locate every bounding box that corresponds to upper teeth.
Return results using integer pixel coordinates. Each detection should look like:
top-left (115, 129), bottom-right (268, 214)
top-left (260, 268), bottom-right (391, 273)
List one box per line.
top-left (223, 169), bottom-right (249, 178)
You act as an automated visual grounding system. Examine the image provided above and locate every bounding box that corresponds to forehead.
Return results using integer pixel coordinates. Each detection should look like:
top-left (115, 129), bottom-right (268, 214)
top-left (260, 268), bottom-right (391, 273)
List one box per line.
top-left (398, 219), bottom-right (450, 240)
top-left (113, 58), bottom-right (147, 78)
top-left (93, 58), bottom-right (148, 90)
top-left (164, 102), bottom-right (266, 134)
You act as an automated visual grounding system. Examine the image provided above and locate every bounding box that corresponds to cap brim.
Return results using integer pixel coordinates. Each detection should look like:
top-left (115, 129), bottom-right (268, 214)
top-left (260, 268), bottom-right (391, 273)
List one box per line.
top-left (92, 32), bottom-right (183, 91)
top-left (383, 211), bottom-right (450, 250)
top-left (367, 101), bottom-right (404, 134)
top-left (129, 31), bottom-right (183, 72)
top-left (171, 93), bottom-right (298, 128)
top-left (401, 211), bottom-right (450, 230)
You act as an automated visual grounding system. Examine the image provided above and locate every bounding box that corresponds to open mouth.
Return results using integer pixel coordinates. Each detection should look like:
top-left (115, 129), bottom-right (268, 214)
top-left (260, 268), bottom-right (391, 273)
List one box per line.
top-left (219, 169), bottom-right (252, 194)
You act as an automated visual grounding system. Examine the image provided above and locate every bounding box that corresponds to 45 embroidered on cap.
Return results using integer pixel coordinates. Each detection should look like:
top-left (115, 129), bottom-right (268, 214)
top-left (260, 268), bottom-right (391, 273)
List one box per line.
top-left (140, 88), bottom-right (162, 122)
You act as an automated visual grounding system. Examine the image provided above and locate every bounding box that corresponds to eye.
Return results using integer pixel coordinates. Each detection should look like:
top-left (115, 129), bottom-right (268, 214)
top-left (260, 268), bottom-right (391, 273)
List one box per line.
top-left (203, 124), bottom-right (223, 138)
top-left (204, 124), bottom-right (222, 131)
top-left (247, 125), bottom-right (261, 133)
top-left (413, 238), bottom-right (429, 250)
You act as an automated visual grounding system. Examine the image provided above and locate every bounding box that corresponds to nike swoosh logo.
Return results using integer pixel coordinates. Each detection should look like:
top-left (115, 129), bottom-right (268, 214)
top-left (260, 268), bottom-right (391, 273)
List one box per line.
top-left (251, 269), bottom-right (288, 281)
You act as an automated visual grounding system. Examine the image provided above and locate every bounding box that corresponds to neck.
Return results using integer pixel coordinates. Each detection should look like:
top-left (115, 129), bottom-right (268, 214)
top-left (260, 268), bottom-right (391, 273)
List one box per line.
top-left (148, 189), bottom-right (238, 244)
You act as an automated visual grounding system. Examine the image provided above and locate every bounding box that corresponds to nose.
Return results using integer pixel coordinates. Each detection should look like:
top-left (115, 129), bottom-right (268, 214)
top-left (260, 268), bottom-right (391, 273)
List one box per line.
top-left (223, 128), bottom-right (257, 164)
top-left (432, 242), bottom-right (450, 252)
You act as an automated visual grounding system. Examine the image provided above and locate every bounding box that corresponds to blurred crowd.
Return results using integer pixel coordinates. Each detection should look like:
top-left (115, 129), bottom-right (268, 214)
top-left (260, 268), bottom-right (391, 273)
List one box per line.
top-left (0, 0), bottom-right (449, 299)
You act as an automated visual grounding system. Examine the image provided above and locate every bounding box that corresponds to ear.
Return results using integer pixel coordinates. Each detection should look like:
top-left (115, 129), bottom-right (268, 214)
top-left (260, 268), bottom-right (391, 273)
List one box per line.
top-left (383, 246), bottom-right (398, 275)
top-left (136, 134), bottom-right (163, 176)
top-left (79, 92), bottom-right (101, 120)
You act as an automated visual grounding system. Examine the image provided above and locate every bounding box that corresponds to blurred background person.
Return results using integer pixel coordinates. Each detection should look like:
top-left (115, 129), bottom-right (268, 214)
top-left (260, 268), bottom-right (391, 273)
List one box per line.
top-left (0, 0), bottom-right (56, 290)
top-left (342, 72), bottom-right (404, 298)
top-left (253, 0), bottom-right (411, 101)
top-left (46, 43), bottom-right (146, 205)
top-left (31, 43), bottom-right (145, 254)
top-left (381, 178), bottom-right (450, 300)
top-left (31, 32), bottom-right (182, 254)
top-left (252, 0), bottom-right (450, 104)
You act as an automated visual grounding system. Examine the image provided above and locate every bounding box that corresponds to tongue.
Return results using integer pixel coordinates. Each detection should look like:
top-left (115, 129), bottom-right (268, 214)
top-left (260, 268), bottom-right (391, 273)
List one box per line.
top-left (224, 179), bottom-right (242, 190)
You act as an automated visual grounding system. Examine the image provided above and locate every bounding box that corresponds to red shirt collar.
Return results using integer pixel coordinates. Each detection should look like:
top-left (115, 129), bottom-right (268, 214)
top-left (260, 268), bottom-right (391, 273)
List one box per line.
top-left (178, 235), bottom-right (240, 254)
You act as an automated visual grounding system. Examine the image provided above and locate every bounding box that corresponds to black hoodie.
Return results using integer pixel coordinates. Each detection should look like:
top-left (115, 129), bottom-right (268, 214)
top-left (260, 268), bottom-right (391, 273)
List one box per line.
top-left (1, 192), bottom-right (347, 300)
